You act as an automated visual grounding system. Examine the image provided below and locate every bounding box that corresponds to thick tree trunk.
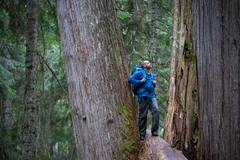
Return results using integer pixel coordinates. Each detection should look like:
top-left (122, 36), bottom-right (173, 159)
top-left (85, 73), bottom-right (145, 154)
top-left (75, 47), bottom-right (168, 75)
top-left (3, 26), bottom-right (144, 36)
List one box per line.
top-left (56, 0), bottom-right (138, 159)
top-left (192, 0), bottom-right (240, 159)
top-left (164, 0), bottom-right (198, 159)
top-left (22, 0), bottom-right (38, 159)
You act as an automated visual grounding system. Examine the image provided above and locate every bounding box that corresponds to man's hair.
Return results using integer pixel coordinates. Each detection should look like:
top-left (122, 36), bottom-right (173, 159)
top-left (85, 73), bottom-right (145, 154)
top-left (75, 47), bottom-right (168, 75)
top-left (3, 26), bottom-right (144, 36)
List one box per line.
top-left (141, 60), bottom-right (148, 68)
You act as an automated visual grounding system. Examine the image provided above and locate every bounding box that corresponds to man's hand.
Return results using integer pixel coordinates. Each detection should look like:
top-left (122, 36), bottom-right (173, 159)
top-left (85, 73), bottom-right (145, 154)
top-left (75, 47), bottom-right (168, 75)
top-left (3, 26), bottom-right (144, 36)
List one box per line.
top-left (141, 78), bottom-right (146, 83)
top-left (152, 80), bottom-right (157, 85)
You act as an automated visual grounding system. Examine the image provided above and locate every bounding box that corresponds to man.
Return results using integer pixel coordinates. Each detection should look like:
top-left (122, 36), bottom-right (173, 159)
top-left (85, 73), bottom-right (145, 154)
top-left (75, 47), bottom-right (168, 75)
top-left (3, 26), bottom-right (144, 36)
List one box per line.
top-left (128, 60), bottom-right (159, 140)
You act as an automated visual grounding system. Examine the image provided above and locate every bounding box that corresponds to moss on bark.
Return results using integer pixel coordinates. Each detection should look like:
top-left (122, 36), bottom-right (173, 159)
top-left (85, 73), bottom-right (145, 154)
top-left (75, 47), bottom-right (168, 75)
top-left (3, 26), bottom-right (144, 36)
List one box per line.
top-left (118, 104), bottom-right (136, 159)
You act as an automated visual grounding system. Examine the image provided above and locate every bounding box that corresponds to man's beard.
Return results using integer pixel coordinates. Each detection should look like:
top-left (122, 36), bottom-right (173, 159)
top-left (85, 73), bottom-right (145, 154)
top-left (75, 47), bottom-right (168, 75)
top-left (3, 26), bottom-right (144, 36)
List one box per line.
top-left (146, 66), bottom-right (152, 69)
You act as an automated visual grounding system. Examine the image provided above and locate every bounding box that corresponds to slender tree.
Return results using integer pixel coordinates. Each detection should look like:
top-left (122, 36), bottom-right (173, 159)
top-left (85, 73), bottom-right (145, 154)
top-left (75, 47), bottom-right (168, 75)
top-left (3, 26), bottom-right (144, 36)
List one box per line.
top-left (149, 0), bottom-right (157, 76)
top-left (192, 0), bottom-right (240, 159)
top-left (22, 0), bottom-right (38, 159)
top-left (164, 0), bottom-right (179, 145)
top-left (164, 0), bottom-right (197, 159)
top-left (57, 0), bottom-right (138, 159)
top-left (2, 11), bottom-right (13, 147)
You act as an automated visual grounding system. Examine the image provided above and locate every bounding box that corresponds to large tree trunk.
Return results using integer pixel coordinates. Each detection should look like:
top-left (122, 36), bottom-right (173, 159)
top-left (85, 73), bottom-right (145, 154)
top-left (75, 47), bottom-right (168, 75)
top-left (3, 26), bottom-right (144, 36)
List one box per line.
top-left (22, 0), bottom-right (38, 159)
top-left (192, 0), bottom-right (240, 159)
top-left (56, 0), bottom-right (138, 159)
top-left (164, 0), bottom-right (198, 159)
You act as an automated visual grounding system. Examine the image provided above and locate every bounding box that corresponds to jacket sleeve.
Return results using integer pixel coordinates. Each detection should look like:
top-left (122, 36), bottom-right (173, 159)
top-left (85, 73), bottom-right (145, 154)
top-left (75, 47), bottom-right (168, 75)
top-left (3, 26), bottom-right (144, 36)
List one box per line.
top-left (128, 72), bottom-right (143, 84)
top-left (152, 74), bottom-right (156, 88)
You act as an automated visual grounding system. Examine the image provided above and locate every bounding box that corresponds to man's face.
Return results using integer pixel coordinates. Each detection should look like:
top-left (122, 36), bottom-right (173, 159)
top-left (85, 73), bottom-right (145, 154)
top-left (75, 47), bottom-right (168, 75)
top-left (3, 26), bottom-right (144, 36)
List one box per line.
top-left (143, 61), bottom-right (152, 69)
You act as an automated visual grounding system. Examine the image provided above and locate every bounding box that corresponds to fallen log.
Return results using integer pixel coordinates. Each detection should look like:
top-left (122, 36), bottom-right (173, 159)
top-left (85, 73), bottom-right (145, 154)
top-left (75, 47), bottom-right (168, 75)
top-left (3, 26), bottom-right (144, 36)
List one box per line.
top-left (138, 130), bottom-right (187, 160)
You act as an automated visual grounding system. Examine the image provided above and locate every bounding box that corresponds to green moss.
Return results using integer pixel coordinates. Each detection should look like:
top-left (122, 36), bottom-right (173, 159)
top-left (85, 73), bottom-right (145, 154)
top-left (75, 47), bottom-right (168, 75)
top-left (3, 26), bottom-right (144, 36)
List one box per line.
top-left (107, 118), bottom-right (114, 124)
top-left (191, 103), bottom-right (198, 147)
top-left (114, 51), bottom-right (122, 67)
top-left (192, 88), bottom-right (197, 101)
top-left (118, 104), bottom-right (135, 159)
top-left (111, 76), bottom-right (116, 81)
top-left (184, 41), bottom-right (193, 59)
top-left (193, 129), bottom-right (198, 144)
top-left (185, 41), bottom-right (192, 51)
top-left (113, 41), bottom-right (122, 67)
top-left (184, 41), bottom-right (196, 69)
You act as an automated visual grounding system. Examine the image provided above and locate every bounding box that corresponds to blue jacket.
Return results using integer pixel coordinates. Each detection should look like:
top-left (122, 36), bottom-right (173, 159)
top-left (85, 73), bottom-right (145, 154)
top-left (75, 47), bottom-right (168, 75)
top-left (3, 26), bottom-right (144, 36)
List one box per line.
top-left (128, 70), bottom-right (156, 98)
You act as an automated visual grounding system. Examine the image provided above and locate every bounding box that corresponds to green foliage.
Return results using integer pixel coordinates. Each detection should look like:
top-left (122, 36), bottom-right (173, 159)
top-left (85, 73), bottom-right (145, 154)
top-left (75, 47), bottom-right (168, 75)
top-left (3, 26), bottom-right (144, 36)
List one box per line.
top-left (0, 123), bottom-right (12, 160)
top-left (0, 62), bottom-right (15, 98)
top-left (0, 4), bottom-right (27, 158)
top-left (35, 1), bottom-right (75, 159)
top-left (117, 11), bottom-right (132, 20)
top-left (117, 0), bottom-right (172, 129)
top-left (0, 0), bottom-right (75, 159)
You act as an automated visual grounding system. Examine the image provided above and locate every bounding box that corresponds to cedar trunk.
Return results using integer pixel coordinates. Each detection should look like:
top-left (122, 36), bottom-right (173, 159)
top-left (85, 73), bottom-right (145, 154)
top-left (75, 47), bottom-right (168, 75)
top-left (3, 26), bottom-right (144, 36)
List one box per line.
top-left (164, 0), bottom-right (198, 159)
top-left (192, 0), bottom-right (240, 159)
top-left (56, 0), bottom-right (138, 159)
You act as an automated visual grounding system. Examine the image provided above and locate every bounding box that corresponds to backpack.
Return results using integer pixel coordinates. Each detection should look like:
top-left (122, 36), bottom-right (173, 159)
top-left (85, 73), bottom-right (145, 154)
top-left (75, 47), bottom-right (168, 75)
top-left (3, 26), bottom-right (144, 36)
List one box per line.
top-left (130, 66), bottom-right (144, 95)
top-left (130, 65), bottom-right (155, 95)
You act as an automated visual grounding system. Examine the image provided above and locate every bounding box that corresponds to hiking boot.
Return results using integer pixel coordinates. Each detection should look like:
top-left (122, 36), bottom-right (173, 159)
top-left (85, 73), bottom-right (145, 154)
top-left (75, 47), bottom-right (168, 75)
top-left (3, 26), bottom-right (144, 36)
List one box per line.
top-left (140, 135), bottom-right (145, 140)
top-left (152, 131), bottom-right (158, 136)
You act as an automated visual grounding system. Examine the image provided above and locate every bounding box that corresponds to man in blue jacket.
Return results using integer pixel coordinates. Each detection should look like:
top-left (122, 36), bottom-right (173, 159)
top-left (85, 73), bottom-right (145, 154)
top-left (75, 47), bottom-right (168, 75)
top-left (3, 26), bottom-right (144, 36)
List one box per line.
top-left (128, 60), bottom-right (159, 140)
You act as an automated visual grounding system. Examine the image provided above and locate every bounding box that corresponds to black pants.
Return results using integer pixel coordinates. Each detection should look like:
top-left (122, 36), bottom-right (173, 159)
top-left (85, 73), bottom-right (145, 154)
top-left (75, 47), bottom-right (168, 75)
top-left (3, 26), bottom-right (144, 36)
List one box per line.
top-left (138, 97), bottom-right (159, 137)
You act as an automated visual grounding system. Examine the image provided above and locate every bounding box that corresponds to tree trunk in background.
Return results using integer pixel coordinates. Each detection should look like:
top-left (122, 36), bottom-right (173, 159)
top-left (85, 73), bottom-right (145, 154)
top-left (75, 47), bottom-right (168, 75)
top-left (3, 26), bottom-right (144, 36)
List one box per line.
top-left (164, 0), bottom-right (179, 145)
top-left (192, 0), bottom-right (240, 159)
top-left (36, 23), bottom-right (50, 160)
top-left (149, 0), bottom-right (158, 84)
top-left (57, 0), bottom-right (138, 159)
top-left (22, 0), bottom-right (38, 159)
top-left (2, 100), bottom-right (12, 133)
top-left (2, 14), bottom-right (13, 146)
top-left (164, 0), bottom-right (198, 159)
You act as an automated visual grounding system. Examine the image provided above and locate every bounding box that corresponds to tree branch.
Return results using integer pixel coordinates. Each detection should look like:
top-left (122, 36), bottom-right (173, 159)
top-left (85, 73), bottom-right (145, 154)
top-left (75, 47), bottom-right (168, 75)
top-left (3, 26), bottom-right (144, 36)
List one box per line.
top-left (37, 52), bottom-right (69, 98)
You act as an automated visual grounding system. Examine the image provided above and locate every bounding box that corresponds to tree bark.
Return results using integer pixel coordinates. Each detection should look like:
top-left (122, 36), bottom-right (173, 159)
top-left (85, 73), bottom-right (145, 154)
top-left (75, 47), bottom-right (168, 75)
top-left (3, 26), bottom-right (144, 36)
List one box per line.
top-left (164, 0), bottom-right (198, 159)
top-left (22, 0), bottom-right (38, 159)
top-left (164, 0), bottom-right (179, 145)
top-left (192, 0), bottom-right (240, 159)
top-left (56, 0), bottom-right (138, 159)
